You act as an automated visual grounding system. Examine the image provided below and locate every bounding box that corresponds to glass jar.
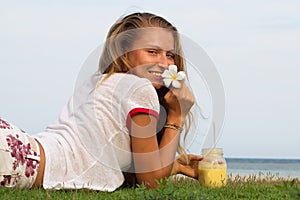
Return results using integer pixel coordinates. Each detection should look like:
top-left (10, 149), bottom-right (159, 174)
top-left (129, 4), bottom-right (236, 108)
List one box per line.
top-left (198, 148), bottom-right (227, 187)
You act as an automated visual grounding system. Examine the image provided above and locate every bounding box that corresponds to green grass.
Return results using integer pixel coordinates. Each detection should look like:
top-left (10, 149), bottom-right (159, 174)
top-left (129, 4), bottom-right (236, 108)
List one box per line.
top-left (0, 176), bottom-right (299, 200)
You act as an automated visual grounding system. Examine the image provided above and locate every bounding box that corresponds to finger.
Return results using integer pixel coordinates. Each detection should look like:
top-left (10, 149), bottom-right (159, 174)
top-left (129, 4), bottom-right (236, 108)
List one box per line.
top-left (187, 154), bottom-right (203, 161)
top-left (176, 154), bottom-right (189, 165)
top-left (178, 164), bottom-right (198, 179)
top-left (168, 79), bottom-right (185, 90)
top-left (176, 154), bottom-right (202, 165)
top-left (172, 81), bottom-right (187, 91)
top-left (164, 89), bottom-right (174, 99)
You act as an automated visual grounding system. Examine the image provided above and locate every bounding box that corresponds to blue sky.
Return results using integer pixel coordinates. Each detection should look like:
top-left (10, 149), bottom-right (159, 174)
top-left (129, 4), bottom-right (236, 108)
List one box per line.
top-left (1, 0), bottom-right (299, 158)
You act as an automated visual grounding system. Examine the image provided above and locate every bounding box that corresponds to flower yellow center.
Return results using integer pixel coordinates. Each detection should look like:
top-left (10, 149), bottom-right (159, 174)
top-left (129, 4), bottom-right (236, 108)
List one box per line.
top-left (171, 74), bottom-right (177, 81)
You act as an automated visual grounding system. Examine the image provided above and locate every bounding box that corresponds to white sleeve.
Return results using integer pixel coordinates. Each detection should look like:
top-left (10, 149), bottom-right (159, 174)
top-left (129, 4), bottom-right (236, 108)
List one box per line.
top-left (121, 77), bottom-right (160, 124)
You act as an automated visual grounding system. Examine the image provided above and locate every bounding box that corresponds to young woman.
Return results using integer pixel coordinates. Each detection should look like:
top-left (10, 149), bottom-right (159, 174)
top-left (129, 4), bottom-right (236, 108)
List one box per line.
top-left (0, 12), bottom-right (202, 191)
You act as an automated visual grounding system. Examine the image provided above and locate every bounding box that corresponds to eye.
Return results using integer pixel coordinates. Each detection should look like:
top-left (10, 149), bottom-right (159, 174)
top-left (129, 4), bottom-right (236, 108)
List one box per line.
top-left (167, 52), bottom-right (175, 59)
top-left (148, 50), bottom-right (157, 55)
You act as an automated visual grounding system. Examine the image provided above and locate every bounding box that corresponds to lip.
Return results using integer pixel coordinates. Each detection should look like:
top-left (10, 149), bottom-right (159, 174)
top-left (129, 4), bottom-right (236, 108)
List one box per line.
top-left (148, 70), bottom-right (163, 80)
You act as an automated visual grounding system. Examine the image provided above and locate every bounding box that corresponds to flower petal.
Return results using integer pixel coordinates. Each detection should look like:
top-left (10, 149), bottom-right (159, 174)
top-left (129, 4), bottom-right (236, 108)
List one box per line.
top-left (172, 80), bottom-right (181, 88)
top-left (168, 65), bottom-right (178, 74)
top-left (163, 78), bottom-right (172, 88)
top-left (177, 71), bottom-right (186, 80)
top-left (161, 70), bottom-right (171, 78)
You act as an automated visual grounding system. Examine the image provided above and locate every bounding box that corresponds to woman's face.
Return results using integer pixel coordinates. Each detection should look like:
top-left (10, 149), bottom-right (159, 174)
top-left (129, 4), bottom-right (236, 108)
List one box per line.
top-left (126, 28), bottom-right (175, 89)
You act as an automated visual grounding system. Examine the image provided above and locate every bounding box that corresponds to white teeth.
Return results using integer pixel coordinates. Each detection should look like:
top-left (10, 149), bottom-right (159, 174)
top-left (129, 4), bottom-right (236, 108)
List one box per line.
top-left (150, 72), bottom-right (162, 77)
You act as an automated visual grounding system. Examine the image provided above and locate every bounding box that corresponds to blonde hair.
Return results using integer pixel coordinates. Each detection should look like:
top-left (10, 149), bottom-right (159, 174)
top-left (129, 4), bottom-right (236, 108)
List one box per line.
top-left (99, 12), bottom-right (184, 75)
top-left (99, 12), bottom-right (191, 159)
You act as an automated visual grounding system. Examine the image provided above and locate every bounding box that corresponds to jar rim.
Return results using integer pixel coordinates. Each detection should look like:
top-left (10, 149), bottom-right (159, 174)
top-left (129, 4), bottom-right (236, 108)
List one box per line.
top-left (201, 148), bottom-right (223, 156)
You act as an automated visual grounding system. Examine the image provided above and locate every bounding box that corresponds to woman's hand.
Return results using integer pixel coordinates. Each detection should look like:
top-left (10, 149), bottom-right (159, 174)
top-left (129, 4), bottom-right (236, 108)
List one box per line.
top-left (164, 81), bottom-right (195, 125)
top-left (171, 154), bottom-right (203, 179)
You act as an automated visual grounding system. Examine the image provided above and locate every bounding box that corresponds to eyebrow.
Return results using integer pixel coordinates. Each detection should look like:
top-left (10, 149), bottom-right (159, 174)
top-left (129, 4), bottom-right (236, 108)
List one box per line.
top-left (143, 44), bottom-right (175, 52)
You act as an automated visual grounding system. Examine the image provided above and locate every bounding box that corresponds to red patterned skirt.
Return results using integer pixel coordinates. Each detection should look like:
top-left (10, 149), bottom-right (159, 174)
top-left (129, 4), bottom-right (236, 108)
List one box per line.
top-left (0, 118), bottom-right (40, 189)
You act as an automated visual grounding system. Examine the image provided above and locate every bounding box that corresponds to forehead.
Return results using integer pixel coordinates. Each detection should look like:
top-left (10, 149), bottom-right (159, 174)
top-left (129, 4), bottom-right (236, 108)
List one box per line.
top-left (130, 27), bottom-right (175, 51)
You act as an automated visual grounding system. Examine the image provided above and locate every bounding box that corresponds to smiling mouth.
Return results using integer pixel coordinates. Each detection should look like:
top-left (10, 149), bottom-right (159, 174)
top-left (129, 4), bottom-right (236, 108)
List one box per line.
top-left (149, 71), bottom-right (163, 77)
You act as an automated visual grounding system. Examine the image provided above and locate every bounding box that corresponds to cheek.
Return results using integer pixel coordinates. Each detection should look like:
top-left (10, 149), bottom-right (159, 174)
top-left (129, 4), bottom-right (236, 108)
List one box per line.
top-left (127, 52), bottom-right (141, 67)
top-left (134, 58), bottom-right (149, 66)
top-left (127, 51), bottom-right (155, 68)
top-left (130, 66), bottom-right (146, 76)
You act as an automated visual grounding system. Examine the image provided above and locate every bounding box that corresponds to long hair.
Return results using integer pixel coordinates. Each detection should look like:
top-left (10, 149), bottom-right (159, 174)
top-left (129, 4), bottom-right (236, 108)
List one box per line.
top-left (99, 12), bottom-right (191, 170)
top-left (99, 12), bottom-right (184, 75)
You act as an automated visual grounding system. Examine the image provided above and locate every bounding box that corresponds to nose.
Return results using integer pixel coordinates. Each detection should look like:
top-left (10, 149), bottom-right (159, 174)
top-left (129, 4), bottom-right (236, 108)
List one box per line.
top-left (158, 54), bottom-right (170, 69)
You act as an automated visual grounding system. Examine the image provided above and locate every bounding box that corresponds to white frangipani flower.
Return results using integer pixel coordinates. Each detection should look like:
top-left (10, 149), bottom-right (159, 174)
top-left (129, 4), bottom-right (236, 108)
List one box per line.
top-left (161, 65), bottom-right (186, 88)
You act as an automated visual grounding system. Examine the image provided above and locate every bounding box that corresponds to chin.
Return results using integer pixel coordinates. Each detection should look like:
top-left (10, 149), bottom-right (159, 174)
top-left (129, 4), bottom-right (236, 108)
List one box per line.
top-left (152, 83), bottom-right (163, 89)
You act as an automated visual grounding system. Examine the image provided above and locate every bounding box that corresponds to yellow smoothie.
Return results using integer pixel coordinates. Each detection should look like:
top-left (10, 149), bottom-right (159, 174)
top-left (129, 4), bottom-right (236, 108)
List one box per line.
top-left (198, 168), bottom-right (227, 187)
top-left (198, 148), bottom-right (227, 187)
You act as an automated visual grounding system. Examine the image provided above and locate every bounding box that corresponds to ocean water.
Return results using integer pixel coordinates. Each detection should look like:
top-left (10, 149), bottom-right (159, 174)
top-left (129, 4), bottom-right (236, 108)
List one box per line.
top-left (226, 158), bottom-right (300, 178)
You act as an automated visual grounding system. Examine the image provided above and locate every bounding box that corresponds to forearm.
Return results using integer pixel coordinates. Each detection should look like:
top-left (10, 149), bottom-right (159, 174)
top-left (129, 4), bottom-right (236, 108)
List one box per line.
top-left (130, 114), bottom-right (184, 188)
top-left (157, 115), bottom-right (183, 173)
top-left (132, 129), bottom-right (180, 186)
top-left (159, 125), bottom-right (181, 167)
